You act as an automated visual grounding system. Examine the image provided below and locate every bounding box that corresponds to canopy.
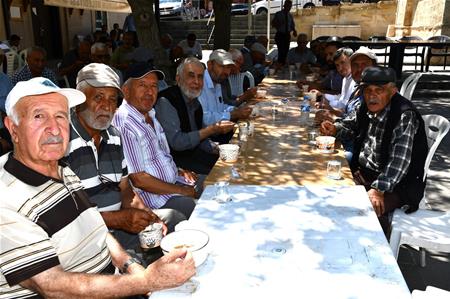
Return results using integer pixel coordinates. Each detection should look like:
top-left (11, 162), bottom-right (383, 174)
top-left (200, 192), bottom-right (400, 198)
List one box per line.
top-left (44, 0), bottom-right (131, 13)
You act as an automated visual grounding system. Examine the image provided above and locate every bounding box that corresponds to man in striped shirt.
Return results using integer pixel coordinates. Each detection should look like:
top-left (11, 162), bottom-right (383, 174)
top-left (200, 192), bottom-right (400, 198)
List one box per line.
top-left (113, 64), bottom-right (198, 219)
top-left (64, 63), bottom-right (185, 254)
top-left (0, 77), bottom-right (195, 298)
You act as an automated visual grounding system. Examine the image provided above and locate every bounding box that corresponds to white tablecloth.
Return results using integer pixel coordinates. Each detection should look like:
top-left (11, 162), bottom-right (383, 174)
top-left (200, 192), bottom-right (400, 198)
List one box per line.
top-left (152, 185), bottom-right (411, 299)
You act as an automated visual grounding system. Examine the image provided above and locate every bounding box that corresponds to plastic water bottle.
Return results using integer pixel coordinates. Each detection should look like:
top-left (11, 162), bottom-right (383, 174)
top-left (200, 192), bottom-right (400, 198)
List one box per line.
top-left (300, 96), bottom-right (311, 125)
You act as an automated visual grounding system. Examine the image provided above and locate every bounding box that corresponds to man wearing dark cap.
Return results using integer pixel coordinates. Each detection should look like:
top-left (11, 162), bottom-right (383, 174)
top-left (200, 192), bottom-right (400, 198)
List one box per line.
top-left (321, 66), bottom-right (428, 235)
top-left (65, 63), bottom-right (185, 256)
top-left (113, 64), bottom-right (199, 220)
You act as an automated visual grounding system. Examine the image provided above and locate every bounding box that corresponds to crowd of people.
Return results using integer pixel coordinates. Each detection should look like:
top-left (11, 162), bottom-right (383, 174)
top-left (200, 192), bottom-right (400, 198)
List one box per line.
top-left (0, 5), bottom-right (430, 296)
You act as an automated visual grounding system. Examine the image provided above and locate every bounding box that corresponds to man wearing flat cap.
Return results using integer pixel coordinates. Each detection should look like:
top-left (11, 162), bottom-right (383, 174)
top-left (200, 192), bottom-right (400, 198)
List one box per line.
top-left (321, 66), bottom-right (428, 235)
top-left (198, 49), bottom-right (252, 142)
top-left (113, 64), bottom-right (199, 220)
top-left (64, 63), bottom-right (185, 256)
top-left (0, 77), bottom-right (195, 298)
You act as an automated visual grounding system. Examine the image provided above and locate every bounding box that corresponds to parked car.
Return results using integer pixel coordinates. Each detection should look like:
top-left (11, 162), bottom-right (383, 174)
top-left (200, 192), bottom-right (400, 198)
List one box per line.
top-left (231, 3), bottom-right (250, 15)
top-left (159, 0), bottom-right (201, 19)
top-left (251, 0), bottom-right (323, 15)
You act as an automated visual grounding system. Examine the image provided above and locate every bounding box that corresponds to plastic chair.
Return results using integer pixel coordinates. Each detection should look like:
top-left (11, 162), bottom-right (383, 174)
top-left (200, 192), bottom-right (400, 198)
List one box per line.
top-left (399, 72), bottom-right (423, 100)
top-left (389, 114), bottom-right (450, 267)
top-left (398, 36), bottom-right (425, 71)
top-left (424, 35), bottom-right (450, 71)
top-left (5, 51), bottom-right (18, 77)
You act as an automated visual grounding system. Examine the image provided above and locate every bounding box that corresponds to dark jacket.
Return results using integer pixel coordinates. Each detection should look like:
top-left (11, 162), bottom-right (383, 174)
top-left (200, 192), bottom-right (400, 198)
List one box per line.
top-left (351, 93), bottom-right (428, 213)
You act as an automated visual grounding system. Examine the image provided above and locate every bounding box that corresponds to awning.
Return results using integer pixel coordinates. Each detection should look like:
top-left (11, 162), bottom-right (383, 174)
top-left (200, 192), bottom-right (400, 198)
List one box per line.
top-left (43, 0), bottom-right (131, 13)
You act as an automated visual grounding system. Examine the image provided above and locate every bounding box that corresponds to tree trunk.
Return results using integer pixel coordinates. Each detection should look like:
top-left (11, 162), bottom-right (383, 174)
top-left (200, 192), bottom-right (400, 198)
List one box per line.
top-left (213, 0), bottom-right (232, 50)
top-left (126, 0), bottom-right (172, 81)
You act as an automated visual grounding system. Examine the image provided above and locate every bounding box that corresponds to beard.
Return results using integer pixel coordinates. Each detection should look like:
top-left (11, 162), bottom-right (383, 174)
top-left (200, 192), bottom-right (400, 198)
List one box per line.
top-left (179, 82), bottom-right (202, 99)
top-left (78, 108), bottom-right (112, 131)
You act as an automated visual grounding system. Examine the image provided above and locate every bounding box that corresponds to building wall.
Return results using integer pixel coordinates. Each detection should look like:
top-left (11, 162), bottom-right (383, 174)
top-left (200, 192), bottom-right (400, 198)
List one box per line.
top-left (293, 1), bottom-right (397, 40)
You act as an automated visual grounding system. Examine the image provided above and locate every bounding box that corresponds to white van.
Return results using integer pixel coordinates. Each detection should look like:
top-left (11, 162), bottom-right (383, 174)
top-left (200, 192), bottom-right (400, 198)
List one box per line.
top-left (251, 0), bottom-right (323, 15)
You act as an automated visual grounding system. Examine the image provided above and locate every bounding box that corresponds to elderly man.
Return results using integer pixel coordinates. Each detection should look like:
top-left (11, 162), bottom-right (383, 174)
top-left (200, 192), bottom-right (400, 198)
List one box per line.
top-left (321, 67), bottom-right (428, 234)
top-left (113, 65), bottom-right (198, 219)
top-left (156, 58), bottom-right (234, 174)
top-left (0, 77), bottom-right (195, 298)
top-left (198, 49), bottom-right (252, 130)
top-left (58, 40), bottom-right (91, 87)
top-left (225, 48), bottom-right (257, 106)
top-left (65, 63), bottom-right (185, 255)
top-left (11, 46), bottom-right (57, 86)
top-left (272, 0), bottom-right (297, 66)
top-left (286, 33), bottom-right (317, 66)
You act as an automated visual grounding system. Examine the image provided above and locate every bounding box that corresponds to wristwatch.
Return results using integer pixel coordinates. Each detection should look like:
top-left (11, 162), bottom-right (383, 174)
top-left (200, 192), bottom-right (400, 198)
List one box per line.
top-left (121, 257), bottom-right (142, 274)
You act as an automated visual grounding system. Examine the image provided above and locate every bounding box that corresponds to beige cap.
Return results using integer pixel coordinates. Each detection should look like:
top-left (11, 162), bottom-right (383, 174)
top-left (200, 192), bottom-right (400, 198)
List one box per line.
top-left (76, 63), bottom-right (121, 91)
top-left (209, 49), bottom-right (235, 65)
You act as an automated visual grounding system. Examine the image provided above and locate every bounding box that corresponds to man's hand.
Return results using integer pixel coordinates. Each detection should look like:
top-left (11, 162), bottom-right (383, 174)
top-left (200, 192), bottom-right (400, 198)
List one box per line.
top-left (314, 109), bottom-right (334, 124)
top-left (145, 249), bottom-right (196, 291)
top-left (116, 208), bottom-right (157, 234)
top-left (368, 189), bottom-right (385, 217)
top-left (230, 106), bottom-right (252, 121)
top-left (320, 120), bottom-right (337, 136)
top-left (178, 169), bottom-right (198, 185)
top-left (239, 87), bottom-right (257, 102)
top-left (213, 120), bottom-right (235, 135)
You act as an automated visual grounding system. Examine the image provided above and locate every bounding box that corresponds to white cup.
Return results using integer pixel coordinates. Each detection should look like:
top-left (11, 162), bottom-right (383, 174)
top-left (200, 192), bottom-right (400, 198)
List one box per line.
top-left (327, 160), bottom-right (342, 180)
top-left (139, 223), bottom-right (163, 249)
top-left (214, 181), bottom-right (231, 203)
top-left (238, 123), bottom-right (249, 141)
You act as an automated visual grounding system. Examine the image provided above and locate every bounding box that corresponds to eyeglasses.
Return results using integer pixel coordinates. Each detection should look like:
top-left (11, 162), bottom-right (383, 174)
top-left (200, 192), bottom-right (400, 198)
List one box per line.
top-left (98, 173), bottom-right (121, 192)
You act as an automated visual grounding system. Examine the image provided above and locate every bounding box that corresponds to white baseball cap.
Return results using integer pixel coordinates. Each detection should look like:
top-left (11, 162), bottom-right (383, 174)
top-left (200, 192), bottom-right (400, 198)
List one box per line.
top-left (350, 46), bottom-right (378, 63)
top-left (209, 49), bottom-right (235, 66)
top-left (5, 77), bottom-right (86, 116)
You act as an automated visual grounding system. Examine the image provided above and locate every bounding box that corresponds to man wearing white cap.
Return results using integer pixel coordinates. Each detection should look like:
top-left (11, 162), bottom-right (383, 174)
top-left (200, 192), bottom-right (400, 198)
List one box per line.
top-left (198, 49), bottom-right (252, 136)
top-left (0, 77), bottom-right (195, 298)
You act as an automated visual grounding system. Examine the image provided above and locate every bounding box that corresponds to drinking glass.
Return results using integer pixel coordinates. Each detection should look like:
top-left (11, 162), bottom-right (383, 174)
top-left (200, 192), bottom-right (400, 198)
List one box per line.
top-left (327, 160), bottom-right (342, 180)
top-left (214, 181), bottom-right (231, 203)
top-left (238, 123), bottom-right (249, 141)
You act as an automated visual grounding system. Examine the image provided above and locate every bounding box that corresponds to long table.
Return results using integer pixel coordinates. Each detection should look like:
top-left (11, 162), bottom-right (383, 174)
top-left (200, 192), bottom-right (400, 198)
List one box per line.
top-left (204, 76), bottom-right (354, 186)
top-left (153, 185), bottom-right (411, 299)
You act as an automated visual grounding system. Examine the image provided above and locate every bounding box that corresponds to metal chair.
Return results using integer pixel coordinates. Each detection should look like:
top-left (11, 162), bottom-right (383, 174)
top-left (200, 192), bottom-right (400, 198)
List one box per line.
top-left (399, 72), bottom-right (423, 100)
top-left (424, 35), bottom-right (450, 71)
top-left (398, 36), bottom-right (425, 71)
top-left (389, 114), bottom-right (450, 267)
top-left (368, 35), bottom-right (390, 66)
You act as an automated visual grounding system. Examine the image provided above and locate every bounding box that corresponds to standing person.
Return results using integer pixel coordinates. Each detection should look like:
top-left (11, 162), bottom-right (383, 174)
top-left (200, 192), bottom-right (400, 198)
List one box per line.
top-left (272, 0), bottom-right (297, 67)
top-left (0, 77), bottom-right (195, 298)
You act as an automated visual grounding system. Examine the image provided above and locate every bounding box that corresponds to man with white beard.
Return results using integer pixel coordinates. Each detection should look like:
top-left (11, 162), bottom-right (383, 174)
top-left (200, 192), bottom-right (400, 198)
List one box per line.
top-left (155, 57), bottom-right (234, 174)
top-left (65, 63), bottom-right (186, 256)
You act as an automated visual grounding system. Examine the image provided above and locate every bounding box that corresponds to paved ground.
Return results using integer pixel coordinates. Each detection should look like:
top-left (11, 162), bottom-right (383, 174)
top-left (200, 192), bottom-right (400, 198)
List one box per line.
top-left (396, 70), bottom-right (450, 293)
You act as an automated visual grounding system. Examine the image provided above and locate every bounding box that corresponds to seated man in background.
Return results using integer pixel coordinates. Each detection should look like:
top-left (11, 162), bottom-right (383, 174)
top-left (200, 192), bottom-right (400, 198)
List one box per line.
top-left (224, 48), bottom-right (257, 106)
top-left (65, 64), bottom-right (185, 255)
top-left (320, 67), bottom-right (428, 235)
top-left (178, 33), bottom-right (203, 60)
top-left (286, 33), bottom-right (317, 67)
top-left (90, 42), bottom-right (123, 85)
top-left (156, 58), bottom-right (234, 174)
top-left (11, 46), bottom-right (58, 86)
top-left (248, 42), bottom-right (270, 86)
top-left (198, 49), bottom-right (252, 131)
top-left (111, 31), bottom-right (135, 72)
top-left (241, 35), bottom-right (256, 72)
top-left (113, 65), bottom-right (199, 219)
top-left (1, 77), bottom-right (195, 298)
top-left (58, 40), bottom-right (91, 87)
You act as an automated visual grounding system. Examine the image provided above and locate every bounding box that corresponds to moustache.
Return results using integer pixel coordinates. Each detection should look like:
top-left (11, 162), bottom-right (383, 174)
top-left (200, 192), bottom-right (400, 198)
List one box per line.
top-left (42, 136), bottom-right (64, 145)
top-left (367, 99), bottom-right (380, 105)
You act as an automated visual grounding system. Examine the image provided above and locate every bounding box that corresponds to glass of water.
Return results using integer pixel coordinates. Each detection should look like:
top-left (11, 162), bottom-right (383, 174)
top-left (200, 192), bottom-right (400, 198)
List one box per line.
top-left (214, 181), bottom-right (232, 203)
top-left (327, 160), bottom-right (342, 180)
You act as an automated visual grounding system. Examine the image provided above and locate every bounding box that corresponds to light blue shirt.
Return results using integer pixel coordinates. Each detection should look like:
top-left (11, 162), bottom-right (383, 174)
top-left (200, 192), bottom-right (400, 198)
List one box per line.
top-left (0, 72), bottom-right (12, 115)
top-left (198, 69), bottom-right (234, 126)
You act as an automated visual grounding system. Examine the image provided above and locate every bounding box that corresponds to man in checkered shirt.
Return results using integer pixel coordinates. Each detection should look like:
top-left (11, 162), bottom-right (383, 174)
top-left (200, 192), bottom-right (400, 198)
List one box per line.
top-left (321, 66), bottom-right (428, 235)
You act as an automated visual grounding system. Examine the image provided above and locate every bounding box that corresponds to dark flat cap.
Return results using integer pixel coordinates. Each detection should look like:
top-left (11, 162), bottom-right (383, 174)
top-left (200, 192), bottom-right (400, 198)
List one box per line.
top-left (360, 66), bottom-right (397, 86)
top-left (123, 62), bottom-right (165, 83)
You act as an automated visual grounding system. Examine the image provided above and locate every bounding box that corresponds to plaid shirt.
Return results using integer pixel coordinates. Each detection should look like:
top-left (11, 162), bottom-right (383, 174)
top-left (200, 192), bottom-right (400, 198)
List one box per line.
top-left (11, 64), bottom-right (58, 86)
top-left (336, 101), bottom-right (419, 193)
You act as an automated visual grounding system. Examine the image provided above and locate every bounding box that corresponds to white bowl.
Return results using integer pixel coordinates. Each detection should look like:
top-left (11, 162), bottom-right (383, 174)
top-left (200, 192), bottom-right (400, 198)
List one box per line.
top-left (256, 89), bottom-right (267, 98)
top-left (218, 144), bottom-right (240, 162)
top-left (316, 136), bottom-right (335, 153)
top-left (160, 229), bottom-right (210, 267)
